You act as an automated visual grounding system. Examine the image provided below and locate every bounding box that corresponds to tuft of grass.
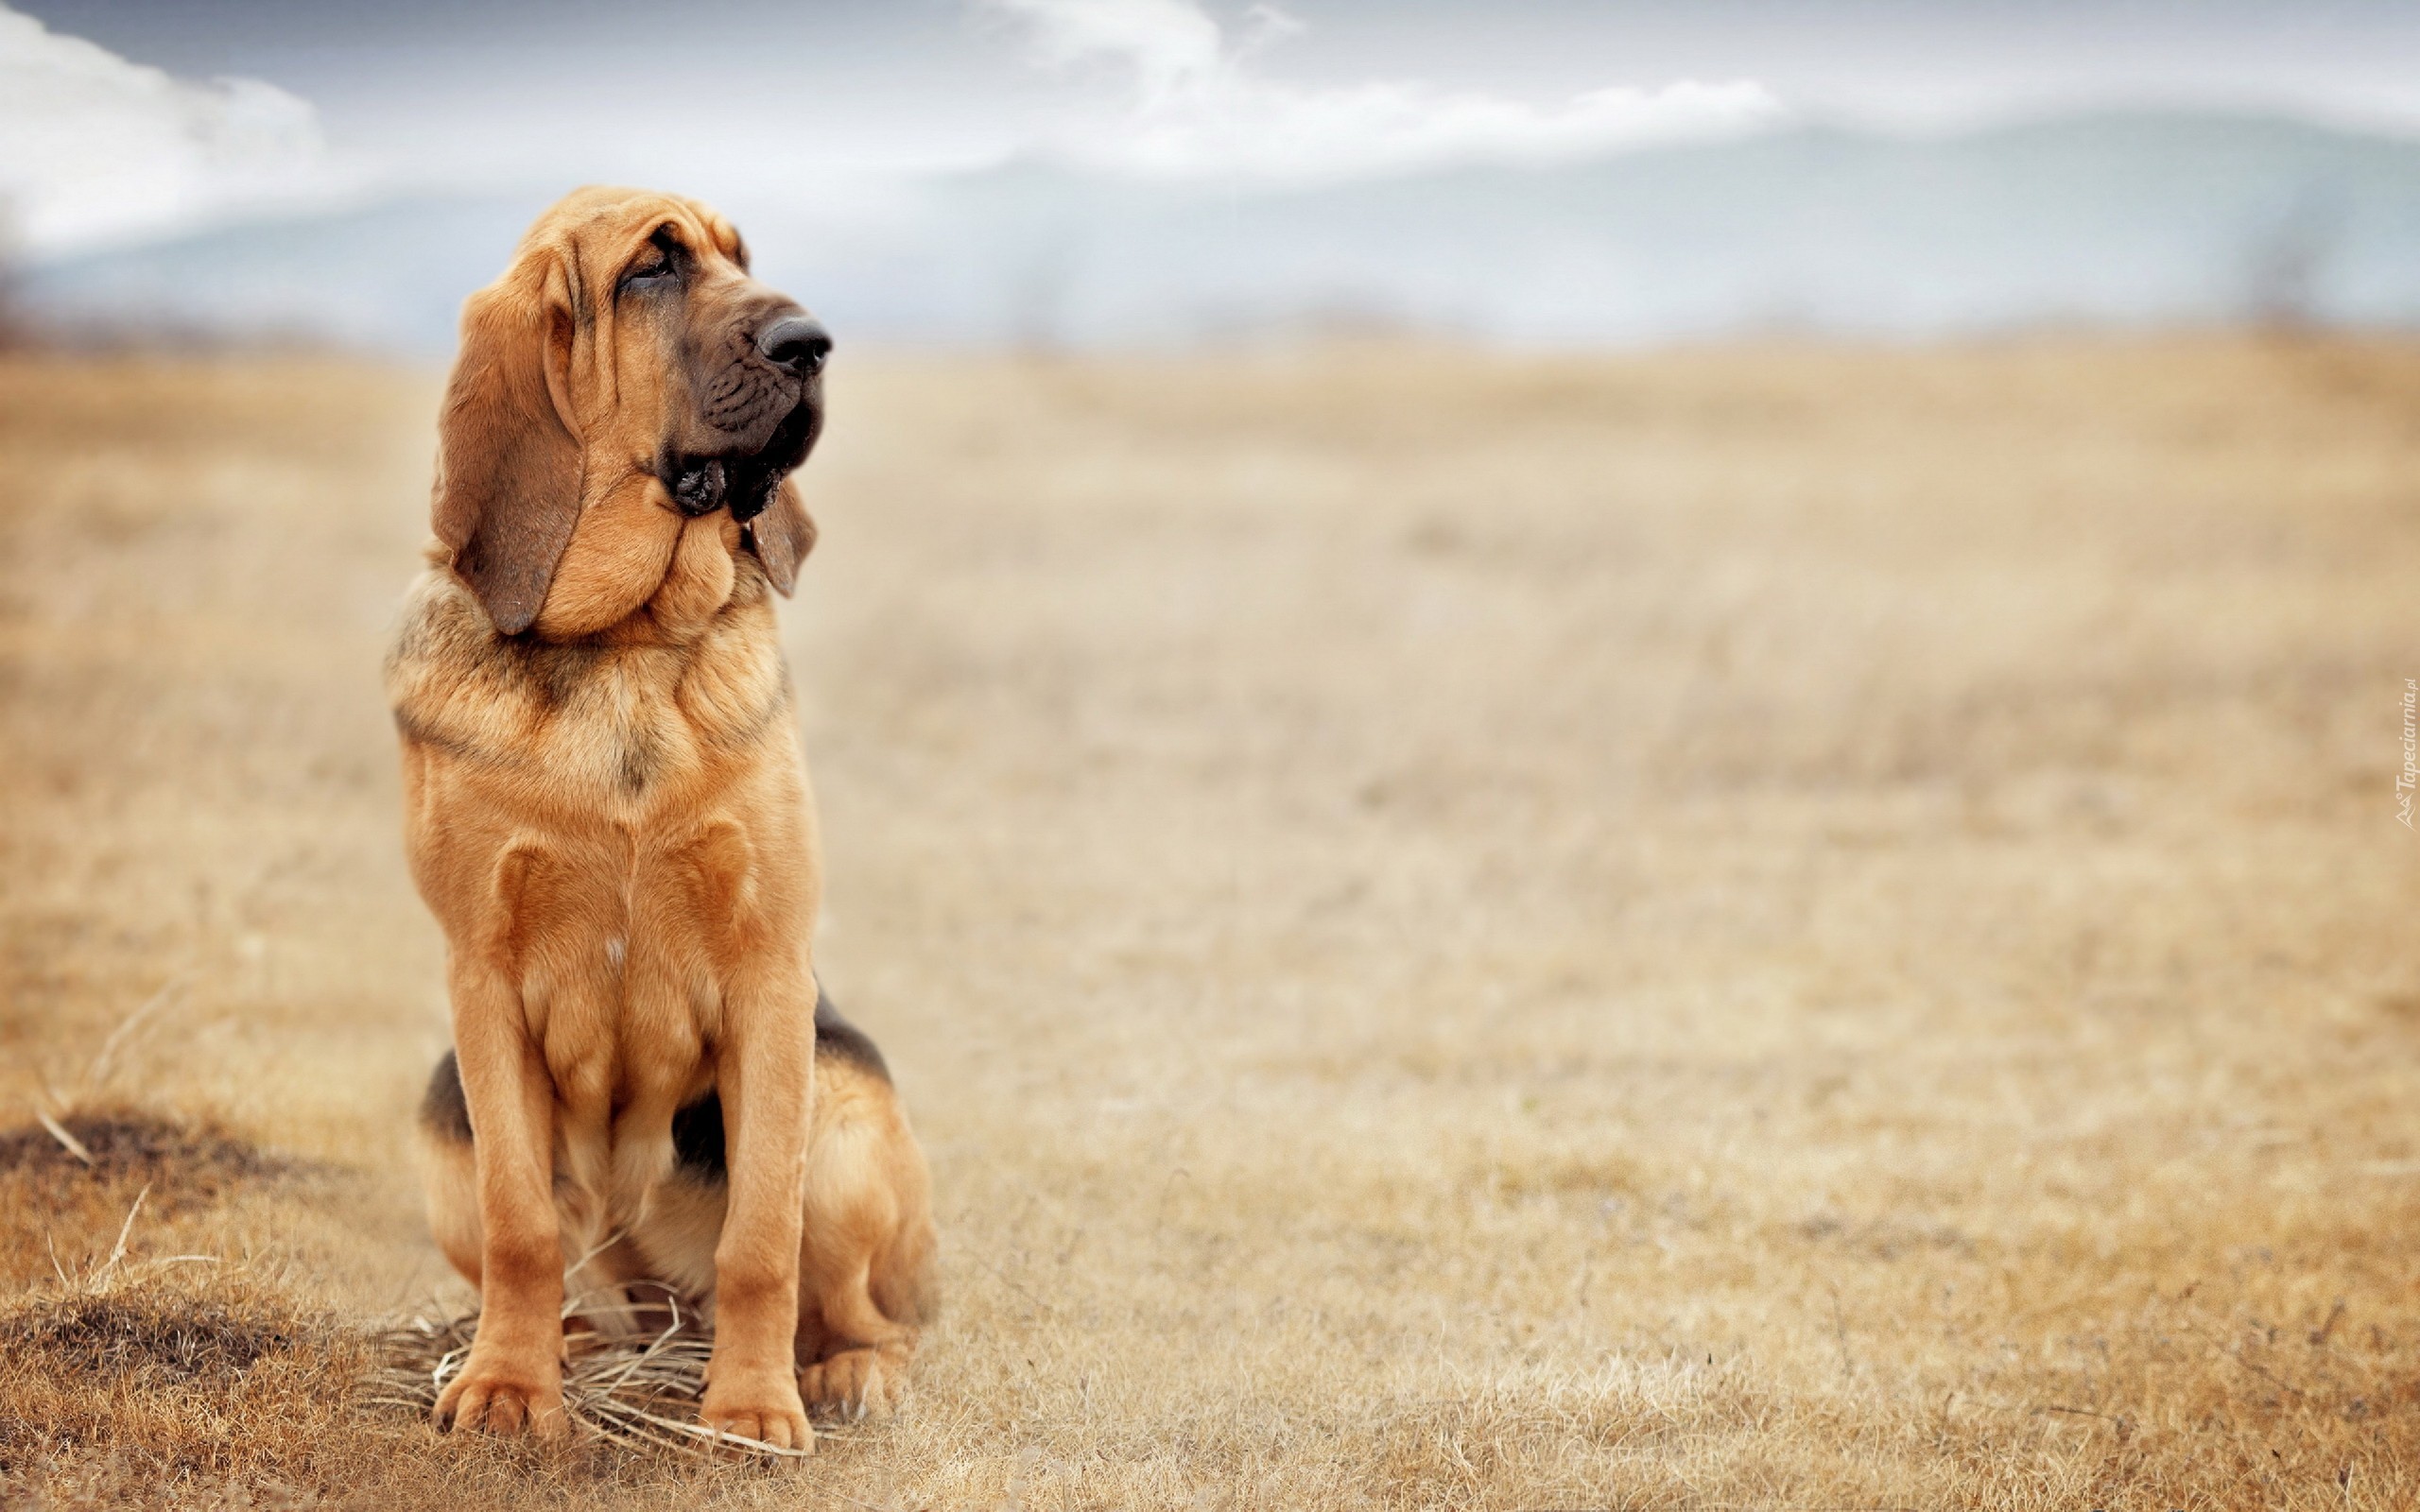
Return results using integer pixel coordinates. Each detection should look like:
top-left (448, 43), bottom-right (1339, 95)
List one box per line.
top-left (0, 1273), bottom-right (359, 1487)
top-left (1, 1288), bottom-right (308, 1383)
top-left (0, 1108), bottom-right (293, 1197)
top-left (0, 1109), bottom-right (316, 1294)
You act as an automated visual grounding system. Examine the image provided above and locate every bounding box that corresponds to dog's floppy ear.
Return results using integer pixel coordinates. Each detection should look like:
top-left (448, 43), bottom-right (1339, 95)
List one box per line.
top-left (431, 264), bottom-right (582, 635)
top-left (748, 476), bottom-right (816, 597)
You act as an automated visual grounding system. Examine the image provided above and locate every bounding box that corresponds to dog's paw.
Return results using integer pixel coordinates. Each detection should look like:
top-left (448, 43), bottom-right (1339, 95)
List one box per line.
top-left (800, 1348), bottom-right (900, 1421)
top-left (700, 1369), bottom-right (814, 1452)
top-left (433, 1352), bottom-right (566, 1439)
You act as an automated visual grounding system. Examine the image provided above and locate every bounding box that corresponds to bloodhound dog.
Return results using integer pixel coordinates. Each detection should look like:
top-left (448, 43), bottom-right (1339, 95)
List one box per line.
top-left (388, 186), bottom-right (935, 1451)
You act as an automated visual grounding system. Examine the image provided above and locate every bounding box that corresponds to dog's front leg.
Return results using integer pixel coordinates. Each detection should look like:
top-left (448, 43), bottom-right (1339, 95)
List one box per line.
top-left (700, 964), bottom-right (817, 1451)
top-left (433, 956), bottom-right (567, 1438)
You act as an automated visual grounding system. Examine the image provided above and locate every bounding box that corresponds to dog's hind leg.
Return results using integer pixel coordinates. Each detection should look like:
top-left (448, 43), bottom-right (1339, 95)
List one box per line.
top-left (793, 1054), bottom-right (936, 1419)
top-left (797, 1263), bottom-right (918, 1420)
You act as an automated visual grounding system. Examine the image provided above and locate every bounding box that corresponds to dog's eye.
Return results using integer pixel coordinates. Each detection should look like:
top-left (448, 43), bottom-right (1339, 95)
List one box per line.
top-left (621, 229), bottom-right (684, 294)
top-left (621, 255), bottom-right (676, 293)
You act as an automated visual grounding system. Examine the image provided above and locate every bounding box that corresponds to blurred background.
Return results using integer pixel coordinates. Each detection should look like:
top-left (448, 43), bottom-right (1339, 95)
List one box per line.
top-left (7, 0), bottom-right (2420, 352)
top-left (9, 6), bottom-right (2420, 1508)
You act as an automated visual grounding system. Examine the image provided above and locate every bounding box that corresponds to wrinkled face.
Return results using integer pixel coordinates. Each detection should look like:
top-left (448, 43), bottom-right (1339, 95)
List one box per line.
top-left (601, 206), bottom-right (827, 525)
top-left (431, 186), bottom-right (827, 639)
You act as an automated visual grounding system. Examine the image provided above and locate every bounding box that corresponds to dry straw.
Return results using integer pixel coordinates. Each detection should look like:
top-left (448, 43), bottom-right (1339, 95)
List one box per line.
top-left (368, 1293), bottom-right (857, 1462)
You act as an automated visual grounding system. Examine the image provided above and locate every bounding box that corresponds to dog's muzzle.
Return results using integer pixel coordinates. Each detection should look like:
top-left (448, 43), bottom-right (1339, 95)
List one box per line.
top-left (666, 386), bottom-right (821, 523)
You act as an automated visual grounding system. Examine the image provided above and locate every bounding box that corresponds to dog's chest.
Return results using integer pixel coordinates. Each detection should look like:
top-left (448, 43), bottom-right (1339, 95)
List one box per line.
top-left (390, 575), bottom-right (813, 1096)
top-left (546, 648), bottom-right (696, 801)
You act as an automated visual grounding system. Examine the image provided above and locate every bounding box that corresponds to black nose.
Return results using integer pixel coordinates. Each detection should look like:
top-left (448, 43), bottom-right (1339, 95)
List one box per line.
top-left (757, 316), bottom-right (830, 376)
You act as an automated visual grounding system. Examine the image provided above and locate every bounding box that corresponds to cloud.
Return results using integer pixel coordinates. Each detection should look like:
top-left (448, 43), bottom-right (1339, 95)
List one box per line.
top-left (989, 0), bottom-right (1223, 98)
top-left (978, 0), bottom-right (1784, 180)
top-left (0, 4), bottom-right (333, 256)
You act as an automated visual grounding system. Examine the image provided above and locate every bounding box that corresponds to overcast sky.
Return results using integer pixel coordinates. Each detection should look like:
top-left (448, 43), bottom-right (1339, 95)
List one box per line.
top-left (7, 0), bottom-right (2420, 253)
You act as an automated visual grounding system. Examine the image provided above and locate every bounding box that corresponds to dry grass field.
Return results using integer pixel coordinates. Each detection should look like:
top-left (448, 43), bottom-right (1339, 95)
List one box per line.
top-left (4, 335), bottom-right (2420, 1509)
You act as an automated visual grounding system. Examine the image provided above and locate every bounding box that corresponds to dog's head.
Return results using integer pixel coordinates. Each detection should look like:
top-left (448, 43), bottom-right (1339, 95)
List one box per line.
top-left (431, 185), bottom-right (827, 637)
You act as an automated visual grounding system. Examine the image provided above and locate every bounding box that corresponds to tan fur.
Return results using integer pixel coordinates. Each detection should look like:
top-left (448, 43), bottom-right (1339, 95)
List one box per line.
top-left (391, 187), bottom-right (934, 1451)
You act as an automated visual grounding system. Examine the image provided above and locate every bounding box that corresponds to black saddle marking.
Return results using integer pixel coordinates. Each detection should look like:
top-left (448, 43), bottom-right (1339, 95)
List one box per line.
top-left (813, 988), bottom-right (891, 1083)
top-left (420, 1048), bottom-right (473, 1143)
